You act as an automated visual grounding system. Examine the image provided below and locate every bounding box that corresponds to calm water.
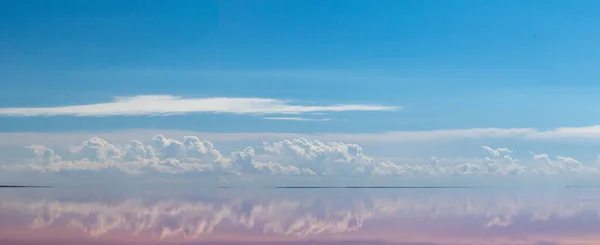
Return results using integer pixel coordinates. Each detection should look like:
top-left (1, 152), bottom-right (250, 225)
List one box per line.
top-left (0, 187), bottom-right (598, 245)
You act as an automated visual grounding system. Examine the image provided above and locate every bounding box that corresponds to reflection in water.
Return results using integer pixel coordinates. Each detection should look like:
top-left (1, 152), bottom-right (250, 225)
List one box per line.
top-left (0, 188), bottom-right (600, 244)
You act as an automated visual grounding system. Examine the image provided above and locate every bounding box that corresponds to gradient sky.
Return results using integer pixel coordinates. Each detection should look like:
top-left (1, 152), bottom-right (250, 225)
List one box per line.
top-left (1, 0), bottom-right (600, 184)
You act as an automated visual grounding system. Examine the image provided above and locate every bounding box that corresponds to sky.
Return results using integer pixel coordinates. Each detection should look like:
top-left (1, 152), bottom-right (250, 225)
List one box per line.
top-left (2, 0), bottom-right (600, 185)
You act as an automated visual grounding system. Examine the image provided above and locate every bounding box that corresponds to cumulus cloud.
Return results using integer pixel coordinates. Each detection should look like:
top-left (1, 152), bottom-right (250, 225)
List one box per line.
top-left (68, 137), bottom-right (122, 162)
top-left (0, 95), bottom-right (399, 117)
top-left (5, 135), bottom-right (600, 177)
top-left (481, 146), bottom-right (513, 157)
top-left (27, 144), bottom-right (62, 166)
top-left (11, 136), bottom-right (408, 176)
top-left (528, 152), bottom-right (597, 175)
top-left (259, 138), bottom-right (377, 175)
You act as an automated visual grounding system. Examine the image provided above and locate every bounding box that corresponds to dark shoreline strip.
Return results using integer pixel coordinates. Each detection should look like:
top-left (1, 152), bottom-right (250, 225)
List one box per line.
top-left (274, 186), bottom-right (476, 189)
top-left (0, 185), bottom-right (52, 188)
top-left (220, 186), bottom-right (478, 189)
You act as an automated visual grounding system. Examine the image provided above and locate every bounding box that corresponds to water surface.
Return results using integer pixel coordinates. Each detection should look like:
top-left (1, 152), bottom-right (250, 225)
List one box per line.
top-left (0, 187), bottom-right (598, 245)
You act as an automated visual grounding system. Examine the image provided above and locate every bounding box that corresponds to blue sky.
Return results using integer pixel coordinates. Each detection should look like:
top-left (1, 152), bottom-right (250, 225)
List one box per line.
top-left (2, 0), bottom-right (600, 182)
top-left (2, 0), bottom-right (600, 133)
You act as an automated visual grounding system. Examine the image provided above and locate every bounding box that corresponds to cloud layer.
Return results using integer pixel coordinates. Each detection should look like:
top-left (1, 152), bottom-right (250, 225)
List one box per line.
top-left (4, 135), bottom-right (599, 177)
top-left (317, 125), bottom-right (600, 142)
top-left (261, 117), bottom-right (332, 121)
top-left (5, 125), bottom-right (600, 153)
top-left (0, 95), bottom-right (399, 117)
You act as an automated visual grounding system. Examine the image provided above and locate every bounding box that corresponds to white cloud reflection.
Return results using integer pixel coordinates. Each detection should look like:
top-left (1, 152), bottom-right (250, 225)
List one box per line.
top-left (2, 189), bottom-right (600, 245)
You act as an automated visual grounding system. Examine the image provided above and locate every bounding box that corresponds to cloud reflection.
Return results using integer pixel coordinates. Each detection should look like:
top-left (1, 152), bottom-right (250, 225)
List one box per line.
top-left (1, 189), bottom-right (600, 244)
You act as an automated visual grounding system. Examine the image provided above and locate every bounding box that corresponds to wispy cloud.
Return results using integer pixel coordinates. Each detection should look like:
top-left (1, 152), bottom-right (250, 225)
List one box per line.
top-left (317, 126), bottom-right (600, 142)
top-left (261, 117), bottom-right (332, 121)
top-left (0, 95), bottom-right (400, 117)
top-left (5, 125), bottom-right (600, 148)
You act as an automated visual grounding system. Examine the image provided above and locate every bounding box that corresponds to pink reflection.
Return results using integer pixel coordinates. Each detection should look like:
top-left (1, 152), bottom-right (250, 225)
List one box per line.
top-left (1, 189), bottom-right (600, 245)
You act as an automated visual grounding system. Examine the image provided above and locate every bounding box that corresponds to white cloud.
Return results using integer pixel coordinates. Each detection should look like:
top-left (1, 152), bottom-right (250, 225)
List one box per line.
top-left (10, 136), bottom-right (403, 176)
top-left (314, 125), bottom-right (600, 142)
top-left (481, 146), bottom-right (513, 157)
top-left (4, 135), bottom-right (600, 177)
top-left (556, 156), bottom-right (582, 166)
top-left (530, 152), bottom-right (550, 163)
top-left (0, 95), bottom-right (399, 117)
top-left (68, 137), bottom-right (122, 162)
top-left (7, 124), bottom-right (600, 148)
top-left (318, 127), bottom-right (537, 142)
top-left (261, 117), bottom-right (332, 121)
top-left (528, 152), bottom-right (597, 175)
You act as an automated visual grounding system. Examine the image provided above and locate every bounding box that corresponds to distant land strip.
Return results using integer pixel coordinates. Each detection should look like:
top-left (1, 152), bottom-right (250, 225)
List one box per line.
top-left (220, 186), bottom-right (479, 189)
top-left (0, 185), bottom-right (52, 188)
top-left (274, 186), bottom-right (477, 189)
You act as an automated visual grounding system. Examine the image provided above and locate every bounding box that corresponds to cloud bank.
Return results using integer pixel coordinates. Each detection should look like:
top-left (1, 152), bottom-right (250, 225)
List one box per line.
top-left (4, 135), bottom-right (599, 178)
top-left (0, 95), bottom-right (399, 117)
